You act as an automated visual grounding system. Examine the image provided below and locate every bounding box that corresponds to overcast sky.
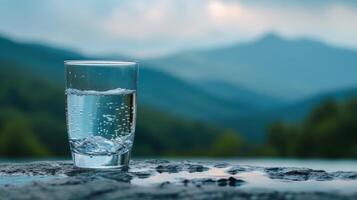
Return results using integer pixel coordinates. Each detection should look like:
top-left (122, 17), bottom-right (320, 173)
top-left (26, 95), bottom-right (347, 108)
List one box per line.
top-left (0, 0), bottom-right (357, 57)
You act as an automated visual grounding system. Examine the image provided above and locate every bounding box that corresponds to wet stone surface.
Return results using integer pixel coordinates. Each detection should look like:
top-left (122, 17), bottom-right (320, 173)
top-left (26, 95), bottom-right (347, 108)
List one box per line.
top-left (0, 160), bottom-right (357, 199)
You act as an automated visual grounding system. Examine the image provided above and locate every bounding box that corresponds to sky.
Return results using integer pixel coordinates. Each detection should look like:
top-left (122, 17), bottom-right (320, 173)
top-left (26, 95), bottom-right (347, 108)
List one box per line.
top-left (0, 0), bottom-right (357, 58)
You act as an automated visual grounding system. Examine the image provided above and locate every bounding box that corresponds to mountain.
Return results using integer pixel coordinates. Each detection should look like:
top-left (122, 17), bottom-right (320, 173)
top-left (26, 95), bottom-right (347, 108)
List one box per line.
top-left (0, 36), bottom-right (83, 82)
top-left (139, 66), bottom-right (259, 120)
top-left (275, 86), bottom-right (357, 121)
top-left (194, 80), bottom-right (285, 109)
top-left (0, 61), bottom-right (244, 157)
top-left (3, 34), bottom-right (356, 143)
top-left (0, 36), bottom-right (262, 123)
top-left (146, 33), bottom-right (357, 100)
top-left (230, 87), bottom-right (357, 141)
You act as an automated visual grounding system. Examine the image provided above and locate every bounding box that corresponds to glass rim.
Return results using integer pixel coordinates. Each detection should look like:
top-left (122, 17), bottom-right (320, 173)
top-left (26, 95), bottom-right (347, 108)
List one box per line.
top-left (64, 60), bottom-right (137, 66)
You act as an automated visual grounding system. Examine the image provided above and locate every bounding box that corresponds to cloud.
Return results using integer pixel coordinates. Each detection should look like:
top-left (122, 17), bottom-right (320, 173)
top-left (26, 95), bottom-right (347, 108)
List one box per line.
top-left (206, 1), bottom-right (357, 44)
top-left (97, 0), bottom-right (357, 56)
top-left (0, 0), bottom-right (357, 57)
top-left (99, 1), bottom-right (212, 40)
top-left (208, 1), bottom-right (243, 22)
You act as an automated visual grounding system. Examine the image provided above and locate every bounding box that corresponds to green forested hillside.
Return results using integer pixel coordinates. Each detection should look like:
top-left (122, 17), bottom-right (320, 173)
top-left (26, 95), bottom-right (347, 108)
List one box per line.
top-left (263, 99), bottom-right (357, 158)
top-left (1, 61), bottom-right (356, 158)
top-left (0, 36), bottom-right (258, 124)
top-left (1, 35), bottom-right (357, 159)
top-left (0, 62), bottom-right (67, 157)
top-left (0, 61), bottom-right (244, 158)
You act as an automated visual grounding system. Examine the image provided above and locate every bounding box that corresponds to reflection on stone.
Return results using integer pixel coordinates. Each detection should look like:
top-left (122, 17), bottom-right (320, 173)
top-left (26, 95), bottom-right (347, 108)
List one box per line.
top-left (1, 160), bottom-right (357, 200)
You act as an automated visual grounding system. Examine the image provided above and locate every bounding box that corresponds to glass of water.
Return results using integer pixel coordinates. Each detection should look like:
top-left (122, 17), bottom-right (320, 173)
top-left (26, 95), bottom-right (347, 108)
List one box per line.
top-left (65, 61), bottom-right (138, 169)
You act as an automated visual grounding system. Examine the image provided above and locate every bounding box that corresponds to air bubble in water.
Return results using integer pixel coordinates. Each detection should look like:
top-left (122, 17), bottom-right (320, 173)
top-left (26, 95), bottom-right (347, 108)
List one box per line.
top-left (66, 88), bottom-right (136, 156)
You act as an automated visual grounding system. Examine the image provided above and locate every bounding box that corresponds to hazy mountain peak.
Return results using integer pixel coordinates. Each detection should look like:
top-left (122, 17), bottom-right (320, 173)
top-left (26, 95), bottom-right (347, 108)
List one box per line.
top-left (0, 35), bottom-right (15, 44)
top-left (256, 33), bottom-right (286, 44)
top-left (148, 32), bottom-right (357, 100)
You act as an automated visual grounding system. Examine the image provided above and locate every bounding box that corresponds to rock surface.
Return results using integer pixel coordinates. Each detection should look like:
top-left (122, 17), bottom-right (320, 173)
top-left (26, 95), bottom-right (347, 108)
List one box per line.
top-left (0, 160), bottom-right (357, 200)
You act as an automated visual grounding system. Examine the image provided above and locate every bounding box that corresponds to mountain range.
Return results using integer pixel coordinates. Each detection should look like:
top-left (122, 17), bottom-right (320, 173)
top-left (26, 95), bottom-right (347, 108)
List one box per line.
top-left (1, 34), bottom-right (356, 141)
top-left (146, 33), bottom-right (357, 101)
top-left (0, 36), bottom-right (258, 121)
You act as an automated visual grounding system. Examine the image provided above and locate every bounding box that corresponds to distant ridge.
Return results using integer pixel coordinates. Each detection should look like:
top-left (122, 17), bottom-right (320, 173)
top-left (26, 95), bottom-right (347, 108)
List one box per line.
top-left (0, 35), bottom-right (261, 125)
top-left (1, 34), bottom-right (356, 142)
top-left (146, 33), bottom-right (357, 100)
top-left (0, 35), bottom-right (83, 82)
top-left (230, 86), bottom-right (357, 141)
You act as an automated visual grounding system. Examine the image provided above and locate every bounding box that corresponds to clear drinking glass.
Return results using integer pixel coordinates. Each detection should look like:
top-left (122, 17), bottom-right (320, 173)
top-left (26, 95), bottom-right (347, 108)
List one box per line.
top-left (65, 61), bottom-right (138, 169)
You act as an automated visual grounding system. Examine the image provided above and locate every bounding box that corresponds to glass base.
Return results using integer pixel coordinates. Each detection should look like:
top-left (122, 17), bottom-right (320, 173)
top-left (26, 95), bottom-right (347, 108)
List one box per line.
top-left (72, 151), bottom-right (131, 169)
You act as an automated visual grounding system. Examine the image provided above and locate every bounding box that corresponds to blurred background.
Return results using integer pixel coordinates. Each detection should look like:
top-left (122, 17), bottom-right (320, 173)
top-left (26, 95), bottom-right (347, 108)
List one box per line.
top-left (0, 0), bottom-right (356, 160)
